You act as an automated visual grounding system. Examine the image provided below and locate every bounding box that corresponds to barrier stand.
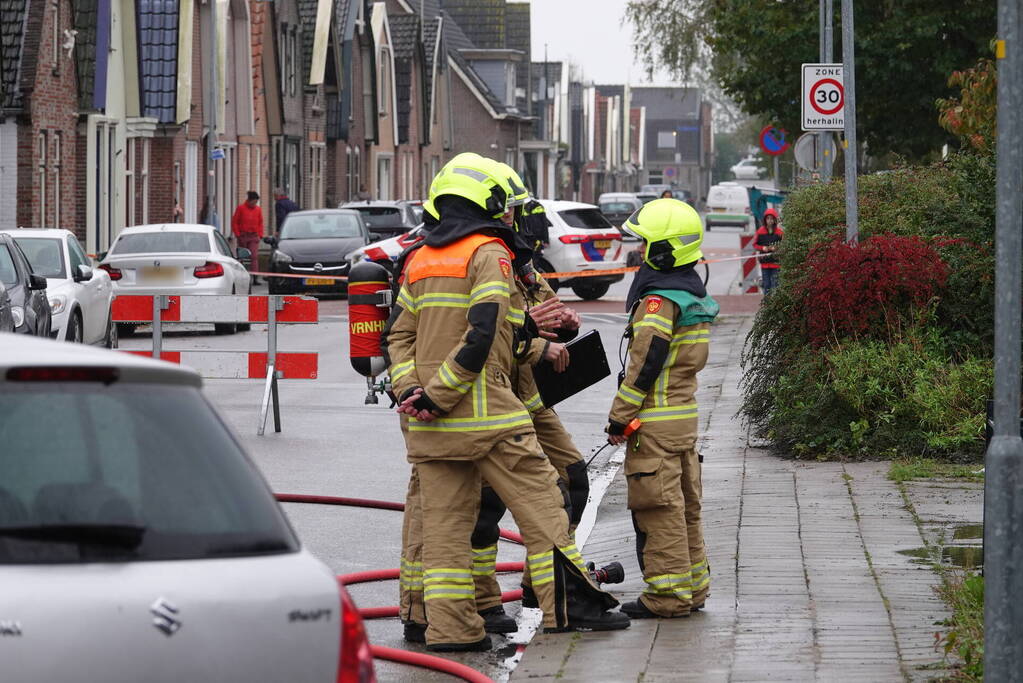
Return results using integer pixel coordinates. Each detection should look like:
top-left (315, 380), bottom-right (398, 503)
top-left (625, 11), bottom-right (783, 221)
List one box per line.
top-left (112, 294), bottom-right (319, 435)
top-left (259, 296), bottom-right (283, 436)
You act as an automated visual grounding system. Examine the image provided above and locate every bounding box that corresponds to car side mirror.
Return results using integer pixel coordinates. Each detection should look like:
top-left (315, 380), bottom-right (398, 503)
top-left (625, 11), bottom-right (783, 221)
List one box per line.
top-left (28, 273), bottom-right (47, 290)
top-left (369, 232), bottom-right (383, 241)
top-left (74, 265), bottom-right (94, 282)
top-left (236, 247), bottom-right (252, 260)
top-left (263, 236), bottom-right (278, 247)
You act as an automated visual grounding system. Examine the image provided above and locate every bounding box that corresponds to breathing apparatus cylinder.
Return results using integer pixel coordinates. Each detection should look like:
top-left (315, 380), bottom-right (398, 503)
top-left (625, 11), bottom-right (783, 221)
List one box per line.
top-left (348, 260), bottom-right (392, 379)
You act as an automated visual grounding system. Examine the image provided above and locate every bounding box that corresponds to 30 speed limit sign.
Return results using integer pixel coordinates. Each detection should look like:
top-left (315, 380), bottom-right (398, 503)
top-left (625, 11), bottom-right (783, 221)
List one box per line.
top-left (802, 63), bottom-right (844, 131)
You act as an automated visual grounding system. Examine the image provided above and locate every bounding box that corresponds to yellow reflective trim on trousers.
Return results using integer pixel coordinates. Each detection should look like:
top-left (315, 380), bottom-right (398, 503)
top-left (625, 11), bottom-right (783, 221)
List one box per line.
top-left (693, 574), bottom-right (710, 591)
top-left (391, 360), bottom-right (415, 383)
top-left (532, 570), bottom-right (555, 586)
top-left (409, 410), bottom-right (533, 432)
top-left (472, 545), bottom-right (498, 557)
top-left (424, 589), bottom-right (476, 600)
top-left (616, 384), bottom-right (645, 407)
top-left (523, 392), bottom-right (543, 413)
top-left (637, 404), bottom-right (698, 422)
top-left (439, 361), bottom-right (472, 394)
top-left (560, 545), bottom-right (587, 571)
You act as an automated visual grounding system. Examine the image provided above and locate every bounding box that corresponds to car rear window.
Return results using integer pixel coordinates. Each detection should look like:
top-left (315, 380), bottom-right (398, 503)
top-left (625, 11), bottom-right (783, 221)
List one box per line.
top-left (600, 202), bottom-right (636, 214)
top-left (558, 209), bottom-right (614, 231)
top-left (112, 232), bottom-right (211, 255)
top-left (0, 383), bottom-right (298, 564)
top-left (0, 245), bottom-right (17, 285)
top-left (352, 207), bottom-right (404, 229)
top-left (281, 213), bottom-right (363, 239)
top-left (14, 238), bottom-right (66, 279)
top-left (708, 188), bottom-right (749, 206)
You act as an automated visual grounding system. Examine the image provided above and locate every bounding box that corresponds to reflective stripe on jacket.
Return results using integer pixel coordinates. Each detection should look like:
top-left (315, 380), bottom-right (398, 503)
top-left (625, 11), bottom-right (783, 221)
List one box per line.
top-left (385, 234), bottom-right (536, 460)
top-left (609, 294), bottom-right (710, 450)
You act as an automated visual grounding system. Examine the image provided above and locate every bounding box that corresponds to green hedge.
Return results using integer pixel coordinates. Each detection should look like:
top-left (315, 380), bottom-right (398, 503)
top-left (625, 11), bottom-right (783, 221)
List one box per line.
top-left (741, 154), bottom-right (995, 461)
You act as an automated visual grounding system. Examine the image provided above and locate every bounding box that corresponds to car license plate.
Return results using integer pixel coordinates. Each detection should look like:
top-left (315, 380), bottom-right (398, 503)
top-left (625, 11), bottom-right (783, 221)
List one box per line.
top-left (141, 267), bottom-right (181, 284)
top-left (593, 240), bottom-right (612, 249)
top-left (304, 278), bottom-right (334, 286)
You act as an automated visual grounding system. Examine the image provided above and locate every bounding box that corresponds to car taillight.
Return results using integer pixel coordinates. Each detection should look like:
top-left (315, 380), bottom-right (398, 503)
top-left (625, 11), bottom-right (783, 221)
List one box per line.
top-left (337, 582), bottom-right (376, 683)
top-left (559, 235), bottom-right (588, 244)
top-left (99, 264), bottom-right (122, 281)
top-left (7, 366), bottom-right (120, 383)
top-left (193, 262), bottom-right (225, 278)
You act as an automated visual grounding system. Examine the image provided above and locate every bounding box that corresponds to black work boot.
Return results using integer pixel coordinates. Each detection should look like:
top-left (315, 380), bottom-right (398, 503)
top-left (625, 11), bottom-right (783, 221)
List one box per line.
top-left (402, 622), bottom-right (426, 643)
top-left (543, 573), bottom-right (630, 633)
top-left (621, 598), bottom-right (689, 619)
top-left (427, 635), bottom-right (492, 652)
top-left (479, 605), bottom-right (518, 634)
top-left (520, 584), bottom-right (538, 609)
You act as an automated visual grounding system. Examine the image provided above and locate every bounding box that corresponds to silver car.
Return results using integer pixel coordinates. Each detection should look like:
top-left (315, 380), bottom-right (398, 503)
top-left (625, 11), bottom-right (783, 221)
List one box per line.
top-left (0, 335), bottom-right (376, 682)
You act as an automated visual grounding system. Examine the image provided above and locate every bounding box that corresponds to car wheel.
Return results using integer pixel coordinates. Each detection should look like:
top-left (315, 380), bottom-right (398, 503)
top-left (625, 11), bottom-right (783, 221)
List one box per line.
top-left (571, 282), bottom-right (610, 301)
top-left (104, 316), bottom-right (119, 348)
top-left (117, 323), bottom-right (137, 337)
top-left (66, 310), bottom-right (84, 343)
top-left (535, 259), bottom-right (559, 292)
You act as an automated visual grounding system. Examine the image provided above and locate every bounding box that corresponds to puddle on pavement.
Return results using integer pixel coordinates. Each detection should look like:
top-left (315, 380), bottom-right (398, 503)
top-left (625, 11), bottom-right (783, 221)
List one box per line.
top-left (898, 524), bottom-right (984, 569)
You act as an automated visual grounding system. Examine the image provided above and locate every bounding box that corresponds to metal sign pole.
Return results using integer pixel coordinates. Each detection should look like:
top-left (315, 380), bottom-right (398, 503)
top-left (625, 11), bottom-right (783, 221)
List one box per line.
top-left (840, 0), bottom-right (858, 243)
top-left (152, 295), bottom-right (165, 359)
top-left (984, 0), bottom-right (1023, 676)
top-left (822, 0), bottom-right (835, 183)
top-left (259, 296), bottom-right (283, 435)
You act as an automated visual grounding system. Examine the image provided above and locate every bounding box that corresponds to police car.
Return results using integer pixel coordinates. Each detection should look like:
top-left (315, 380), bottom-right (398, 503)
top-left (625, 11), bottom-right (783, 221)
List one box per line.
top-left (347, 225), bottom-right (425, 272)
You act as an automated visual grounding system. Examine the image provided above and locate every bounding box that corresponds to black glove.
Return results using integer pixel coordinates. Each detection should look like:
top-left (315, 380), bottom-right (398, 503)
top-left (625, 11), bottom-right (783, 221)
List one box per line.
top-left (606, 420), bottom-right (627, 436)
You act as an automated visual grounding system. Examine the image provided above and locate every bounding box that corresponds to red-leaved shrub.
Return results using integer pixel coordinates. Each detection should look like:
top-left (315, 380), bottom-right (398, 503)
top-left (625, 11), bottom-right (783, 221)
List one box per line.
top-left (792, 234), bottom-right (949, 346)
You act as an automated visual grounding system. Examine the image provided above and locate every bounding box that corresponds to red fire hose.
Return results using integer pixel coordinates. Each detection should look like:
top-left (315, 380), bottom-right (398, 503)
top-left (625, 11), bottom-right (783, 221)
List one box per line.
top-left (277, 492), bottom-right (522, 683)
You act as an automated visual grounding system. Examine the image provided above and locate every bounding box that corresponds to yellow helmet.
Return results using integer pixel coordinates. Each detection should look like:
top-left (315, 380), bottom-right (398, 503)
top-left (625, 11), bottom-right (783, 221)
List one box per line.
top-left (622, 198), bottom-right (703, 269)
top-left (495, 162), bottom-right (529, 206)
top-left (423, 153), bottom-right (512, 220)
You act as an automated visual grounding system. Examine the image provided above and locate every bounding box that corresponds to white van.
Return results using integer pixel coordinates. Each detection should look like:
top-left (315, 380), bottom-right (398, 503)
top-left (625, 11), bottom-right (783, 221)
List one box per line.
top-left (705, 182), bottom-right (752, 230)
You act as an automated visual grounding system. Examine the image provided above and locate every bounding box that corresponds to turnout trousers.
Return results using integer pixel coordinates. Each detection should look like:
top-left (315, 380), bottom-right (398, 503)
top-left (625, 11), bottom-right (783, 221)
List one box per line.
top-left (472, 408), bottom-right (589, 611)
top-left (625, 430), bottom-right (708, 617)
top-left (402, 433), bottom-right (598, 645)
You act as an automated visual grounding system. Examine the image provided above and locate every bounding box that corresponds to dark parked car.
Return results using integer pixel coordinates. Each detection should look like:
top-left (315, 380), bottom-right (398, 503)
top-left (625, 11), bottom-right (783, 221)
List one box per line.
top-left (0, 281), bottom-right (14, 332)
top-left (263, 209), bottom-right (374, 295)
top-left (0, 233), bottom-right (51, 336)
top-left (338, 200), bottom-right (419, 239)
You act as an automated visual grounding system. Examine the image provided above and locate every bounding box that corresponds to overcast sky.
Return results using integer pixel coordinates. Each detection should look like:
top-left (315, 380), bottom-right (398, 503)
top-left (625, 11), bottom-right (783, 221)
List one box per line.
top-left (525, 0), bottom-right (677, 86)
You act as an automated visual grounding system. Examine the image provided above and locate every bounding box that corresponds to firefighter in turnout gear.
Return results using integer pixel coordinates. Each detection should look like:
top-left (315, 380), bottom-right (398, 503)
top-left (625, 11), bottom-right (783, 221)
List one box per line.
top-left (384, 154), bottom-right (628, 651)
top-left (471, 164), bottom-right (594, 618)
top-left (608, 198), bottom-right (719, 619)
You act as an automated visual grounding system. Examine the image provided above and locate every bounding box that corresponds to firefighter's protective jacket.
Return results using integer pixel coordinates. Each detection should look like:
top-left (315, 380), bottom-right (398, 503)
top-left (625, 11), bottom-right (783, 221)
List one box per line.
top-left (609, 293), bottom-right (711, 450)
top-left (385, 233), bottom-right (537, 461)
top-left (512, 276), bottom-right (567, 413)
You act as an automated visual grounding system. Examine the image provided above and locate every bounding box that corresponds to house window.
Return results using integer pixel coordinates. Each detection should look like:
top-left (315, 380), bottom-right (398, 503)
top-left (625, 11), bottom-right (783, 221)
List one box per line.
top-left (309, 143), bottom-right (325, 208)
top-left (37, 132), bottom-right (47, 228)
top-left (51, 0), bottom-right (59, 72)
top-left (125, 138), bottom-right (136, 226)
top-left (345, 145), bottom-right (353, 201)
top-left (51, 132), bottom-right (61, 228)
top-left (377, 155), bottom-right (392, 200)
top-left (140, 139), bottom-right (150, 225)
top-left (215, 144), bottom-right (237, 237)
top-left (289, 27), bottom-right (299, 96)
top-left (353, 146), bottom-right (361, 198)
top-left (378, 48), bottom-right (390, 115)
top-left (286, 140), bottom-right (299, 201)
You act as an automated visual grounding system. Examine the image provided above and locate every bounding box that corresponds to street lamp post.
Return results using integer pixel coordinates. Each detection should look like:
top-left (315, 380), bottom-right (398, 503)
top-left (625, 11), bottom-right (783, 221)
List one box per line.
top-left (819, 0), bottom-right (834, 183)
top-left (984, 0), bottom-right (1023, 677)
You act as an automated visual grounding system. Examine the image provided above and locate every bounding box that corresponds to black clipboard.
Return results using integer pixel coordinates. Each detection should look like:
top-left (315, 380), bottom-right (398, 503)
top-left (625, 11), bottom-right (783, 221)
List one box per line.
top-left (532, 329), bottom-right (611, 408)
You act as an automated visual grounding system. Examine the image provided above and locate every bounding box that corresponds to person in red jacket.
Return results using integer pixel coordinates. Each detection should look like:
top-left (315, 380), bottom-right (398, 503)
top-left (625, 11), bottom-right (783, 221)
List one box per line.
top-left (753, 207), bottom-right (783, 295)
top-left (232, 191), bottom-right (264, 277)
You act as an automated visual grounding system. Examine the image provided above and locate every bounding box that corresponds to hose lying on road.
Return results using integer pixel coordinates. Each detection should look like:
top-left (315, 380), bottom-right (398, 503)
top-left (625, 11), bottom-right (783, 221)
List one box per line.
top-left (371, 646), bottom-right (495, 683)
top-left (277, 492), bottom-right (522, 683)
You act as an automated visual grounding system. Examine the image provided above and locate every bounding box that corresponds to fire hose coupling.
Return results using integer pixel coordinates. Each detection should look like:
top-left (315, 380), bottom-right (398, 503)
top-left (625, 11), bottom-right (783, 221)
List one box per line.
top-left (587, 561), bottom-right (625, 586)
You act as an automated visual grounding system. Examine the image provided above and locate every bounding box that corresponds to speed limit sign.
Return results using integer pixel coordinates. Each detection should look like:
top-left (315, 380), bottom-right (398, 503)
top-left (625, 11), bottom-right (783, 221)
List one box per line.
top-left (802, 64), bottom-right (845, 131)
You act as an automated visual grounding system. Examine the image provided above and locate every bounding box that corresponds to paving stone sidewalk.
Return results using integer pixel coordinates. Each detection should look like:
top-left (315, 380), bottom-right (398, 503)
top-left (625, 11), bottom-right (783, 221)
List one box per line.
top-left (512, 315), bottom-right (981, 682)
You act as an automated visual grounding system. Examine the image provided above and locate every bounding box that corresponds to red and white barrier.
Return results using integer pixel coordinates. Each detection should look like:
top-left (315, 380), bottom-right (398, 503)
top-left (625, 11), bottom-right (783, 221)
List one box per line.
top-left (112, 294), bottom-right (318, 435)
top-left (124, 351), bottom-right (318, 379)
top-left (739, 234), bottom-right (760, 294)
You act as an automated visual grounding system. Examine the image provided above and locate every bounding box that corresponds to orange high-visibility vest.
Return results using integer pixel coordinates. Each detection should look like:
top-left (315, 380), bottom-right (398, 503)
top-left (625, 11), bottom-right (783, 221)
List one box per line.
top-left (406, 234), bottom-right (512, 283)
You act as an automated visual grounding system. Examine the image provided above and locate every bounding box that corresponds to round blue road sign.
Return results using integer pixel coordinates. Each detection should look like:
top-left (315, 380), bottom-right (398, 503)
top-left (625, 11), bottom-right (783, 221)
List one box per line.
top-left (759, 126), bottom-right (790, 157)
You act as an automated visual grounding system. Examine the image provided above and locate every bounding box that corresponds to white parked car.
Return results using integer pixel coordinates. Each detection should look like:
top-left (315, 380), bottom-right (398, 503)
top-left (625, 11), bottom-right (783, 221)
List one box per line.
top-left (98, 224), bottom-right (253, 335)
top-left (705, 182), bottom-right (753, 231)
top-left (3, 228), bottom-right (115, 346)
top-left (0, 334), bottom-right (377, 682)
top-left (730, 157), bottom-right (766, 180)
top-left (537, 200), bottom-right (626, 301)
top-left (347, 225), bottom-right (425, 271)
